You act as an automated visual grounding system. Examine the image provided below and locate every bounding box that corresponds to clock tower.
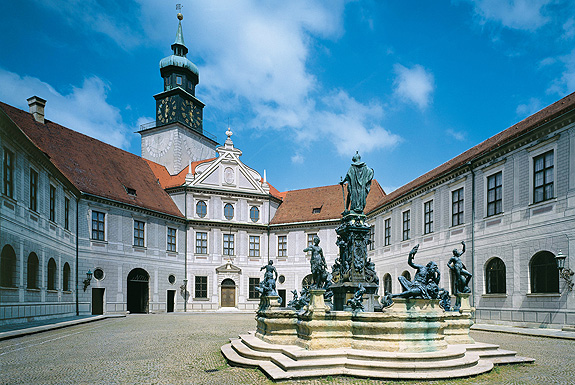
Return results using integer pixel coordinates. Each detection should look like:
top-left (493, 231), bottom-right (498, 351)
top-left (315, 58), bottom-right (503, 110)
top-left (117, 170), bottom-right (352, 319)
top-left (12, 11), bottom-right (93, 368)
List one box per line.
top-left (140, 12), bottom-right (217, 174)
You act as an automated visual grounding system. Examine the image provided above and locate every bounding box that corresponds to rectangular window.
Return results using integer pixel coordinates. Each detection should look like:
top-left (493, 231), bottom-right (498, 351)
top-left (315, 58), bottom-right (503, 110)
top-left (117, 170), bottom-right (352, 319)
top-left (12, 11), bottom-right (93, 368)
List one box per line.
top-left (452, 188), bottom-right (464, 226)
top-left (134, 220), bottom-right (145, 247)
top-left (306, 233), bottom-right (317, 255)
top-left (249, 277), bottom-right (260, 299)
top-left (249, 236), bottom-right (260, 257)
top-left (167, 227), bottom-right (177, 252)
top-left (384, 218), bottom-right (391, 246)
top-left (369, 225), bottom-right (375, 250)
top-left (195, 276), bottom-right (207, 298)
top-left (487, 172), bottom-right (503, 216)
top-left (64, 197), bottom-right (70, 230)
top-left (176, 75), bottom-right (182, 85)
top-left (278, 235), bottom-right (287, 257)
top-left (223, 233), bottom-right (235, 255)
top-left (49, 185), bottom-right (56, 222)
top-left (533, 150), bottom-right (554, 203)
top-left (196, 232), bottom-right (207, 254)
top-left (424, 200), bottom-right (433, 234)
top-left (91, 211), bottom-right (105, 241)
top-left (402, 210), bottom-right (410, 241)
top-left (3, 148), bottom-right (14, 198)
top-left (30, 169), bottom-right (38, 211)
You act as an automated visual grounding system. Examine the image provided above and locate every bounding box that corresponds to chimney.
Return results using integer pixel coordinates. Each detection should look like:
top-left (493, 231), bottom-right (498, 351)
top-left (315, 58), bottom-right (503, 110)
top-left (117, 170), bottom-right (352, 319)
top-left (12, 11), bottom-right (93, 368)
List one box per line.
top-left (27, 96), bottom-right (47, 123)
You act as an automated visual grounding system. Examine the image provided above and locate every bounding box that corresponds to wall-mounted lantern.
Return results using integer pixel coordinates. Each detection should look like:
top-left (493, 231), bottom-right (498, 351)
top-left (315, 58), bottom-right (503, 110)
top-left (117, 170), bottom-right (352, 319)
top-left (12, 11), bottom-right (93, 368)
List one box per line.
top-left (555, 251), bottom-right (574, 292)
top-left (83, 270), bottom-right (93, 291)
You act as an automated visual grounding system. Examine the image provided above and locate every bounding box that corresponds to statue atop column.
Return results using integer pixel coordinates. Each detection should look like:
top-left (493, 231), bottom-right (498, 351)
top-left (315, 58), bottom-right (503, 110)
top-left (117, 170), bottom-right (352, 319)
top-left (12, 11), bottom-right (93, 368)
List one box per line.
top-left (340, 152), bottom-right (374, 215)
top-left (256, 260), bottom-right (278, 297)
top-left (303, 235), bottom-right (329, 289)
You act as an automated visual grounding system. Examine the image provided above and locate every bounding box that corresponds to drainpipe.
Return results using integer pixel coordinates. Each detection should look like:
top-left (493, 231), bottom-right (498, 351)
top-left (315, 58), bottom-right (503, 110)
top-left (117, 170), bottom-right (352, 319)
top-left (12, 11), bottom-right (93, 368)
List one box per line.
top-left (184, 188), bottom-right (188, 312)
top-left (267, 197), bottom-right (271, 263)
top-left (468, 162), bottom-right (476, 313)
top-left (75, 197), bottom-right (79, 316)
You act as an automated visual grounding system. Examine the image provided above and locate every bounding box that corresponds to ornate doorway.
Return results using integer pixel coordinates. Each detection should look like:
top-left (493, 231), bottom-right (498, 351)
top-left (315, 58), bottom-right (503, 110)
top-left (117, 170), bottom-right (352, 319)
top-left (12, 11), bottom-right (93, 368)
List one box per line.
top-left (221, 278), bottom-right (236, 307)
top-left (127, 268), bottom-right (149, 313)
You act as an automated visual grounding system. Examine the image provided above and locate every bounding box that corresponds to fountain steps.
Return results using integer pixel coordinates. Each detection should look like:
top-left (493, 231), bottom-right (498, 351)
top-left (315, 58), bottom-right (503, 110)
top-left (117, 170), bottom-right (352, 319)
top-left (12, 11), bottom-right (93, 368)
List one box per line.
top-left (222, 332), bottom-right (531, 380)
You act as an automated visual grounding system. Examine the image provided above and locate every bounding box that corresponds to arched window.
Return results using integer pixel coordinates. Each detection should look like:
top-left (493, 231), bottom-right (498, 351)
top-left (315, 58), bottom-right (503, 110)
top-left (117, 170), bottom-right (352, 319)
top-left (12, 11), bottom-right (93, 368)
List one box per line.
top-left (196, 201), bottom-right (207, 218)
top-left (530, 251), bottom-right (559, 293)
top-left (224, 203), bottom-right (234, 220)
top-left (1, 245), bottom-right (17, 287)
top-left (47, 258), bottom-right (57, 290)
top-left (401, 270), bottom-right (411, 282)
top-left (383, 273), bottom-right (392, 294)
top-left (302, 274), bottom-right (313, 289)
top-left (27, 253), bottom-right (39, 289)
top-left (485, 257), bottom-right (506, 294)
top-left (63, 262), bottom-right (71, 291)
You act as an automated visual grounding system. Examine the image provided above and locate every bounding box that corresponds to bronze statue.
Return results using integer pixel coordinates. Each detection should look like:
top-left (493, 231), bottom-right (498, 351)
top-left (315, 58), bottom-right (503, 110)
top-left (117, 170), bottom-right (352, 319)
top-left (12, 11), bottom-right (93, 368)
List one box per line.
top-left (346, 283), bottom-right (366, 311)
top-left (392, 245), bottom-right (441, 299)
top-left (447, 241), bottom-right (472, 294)
top-left (303, 235), bottom-right (328, 289)
top-left (340, 152), bottom-right (374, 215)
top-left (256, 260), bottom-right (278, 297)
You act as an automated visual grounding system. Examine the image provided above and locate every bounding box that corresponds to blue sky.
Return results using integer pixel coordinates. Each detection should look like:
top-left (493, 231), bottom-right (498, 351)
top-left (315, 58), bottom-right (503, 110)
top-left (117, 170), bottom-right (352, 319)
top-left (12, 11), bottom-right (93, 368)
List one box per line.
top-left (1, 1), bottom-right (574, 193)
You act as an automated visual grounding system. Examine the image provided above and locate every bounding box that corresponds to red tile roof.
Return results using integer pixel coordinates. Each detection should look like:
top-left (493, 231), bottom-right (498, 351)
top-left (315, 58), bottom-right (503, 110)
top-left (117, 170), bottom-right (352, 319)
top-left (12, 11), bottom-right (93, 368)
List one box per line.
top-left (369, 91), bottom-right (575, 213)
top-left (0, 101), bottom-right (183, 218)
top-left (270, 180), bottom-right (385, 225)
top-left (145, 158), bottom-right (216, 189)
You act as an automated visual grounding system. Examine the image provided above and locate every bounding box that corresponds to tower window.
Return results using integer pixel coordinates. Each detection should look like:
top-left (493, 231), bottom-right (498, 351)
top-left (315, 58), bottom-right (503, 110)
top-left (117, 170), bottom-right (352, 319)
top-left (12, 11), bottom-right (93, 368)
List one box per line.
top-left (176, 76), bottom-right (182, 85)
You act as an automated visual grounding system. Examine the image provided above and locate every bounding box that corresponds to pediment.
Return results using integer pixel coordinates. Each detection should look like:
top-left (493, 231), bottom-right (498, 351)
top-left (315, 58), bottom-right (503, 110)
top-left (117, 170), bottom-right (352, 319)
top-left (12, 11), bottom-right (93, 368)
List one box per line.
top-left (216, 261), bottom-right (242, 274)
top-left (191, 145), bottom-right (266, 194)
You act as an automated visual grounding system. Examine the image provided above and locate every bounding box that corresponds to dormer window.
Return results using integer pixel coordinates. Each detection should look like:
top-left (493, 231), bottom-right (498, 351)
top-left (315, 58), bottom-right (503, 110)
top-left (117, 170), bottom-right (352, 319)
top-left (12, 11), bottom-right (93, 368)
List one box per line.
top-left (124, 185), bottom-right (137, 196)
top-left (312, 207), bottom-right (322, 214)
top-left (176, 76), bottom-right (182, 85)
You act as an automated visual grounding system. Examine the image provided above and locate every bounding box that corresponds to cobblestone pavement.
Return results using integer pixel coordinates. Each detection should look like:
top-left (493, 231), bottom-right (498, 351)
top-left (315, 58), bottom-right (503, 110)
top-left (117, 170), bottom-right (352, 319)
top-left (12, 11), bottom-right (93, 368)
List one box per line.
top-left (1, 313), bottom-right (574, 385)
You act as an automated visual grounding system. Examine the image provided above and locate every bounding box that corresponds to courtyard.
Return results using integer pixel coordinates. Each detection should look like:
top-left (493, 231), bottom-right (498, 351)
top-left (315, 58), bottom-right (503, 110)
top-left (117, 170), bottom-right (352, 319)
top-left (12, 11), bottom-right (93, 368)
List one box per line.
top-left (0, 313), bottom-right (574, 385)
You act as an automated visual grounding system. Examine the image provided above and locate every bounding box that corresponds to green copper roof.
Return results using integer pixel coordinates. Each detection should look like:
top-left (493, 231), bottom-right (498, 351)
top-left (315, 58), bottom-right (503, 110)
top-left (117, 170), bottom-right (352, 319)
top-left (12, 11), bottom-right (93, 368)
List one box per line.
top-left (174, 20), bottom-right (185, 46)
top-left (159, 55), bottom-right (199, 76)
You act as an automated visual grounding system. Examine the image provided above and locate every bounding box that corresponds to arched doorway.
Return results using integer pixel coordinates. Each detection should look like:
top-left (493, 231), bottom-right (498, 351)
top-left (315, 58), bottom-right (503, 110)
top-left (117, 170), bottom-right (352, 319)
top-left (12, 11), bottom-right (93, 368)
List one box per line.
top-left (221, 278), bottom-right (236, 307)
top-left (127, 268), bottom-right (149, 313)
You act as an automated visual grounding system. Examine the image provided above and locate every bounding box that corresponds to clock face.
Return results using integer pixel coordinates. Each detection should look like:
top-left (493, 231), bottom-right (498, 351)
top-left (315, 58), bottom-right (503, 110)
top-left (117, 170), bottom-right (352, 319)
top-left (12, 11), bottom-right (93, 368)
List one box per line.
top-left (182, 100), bottom-right (202, 129)
top-left (157, 97), bottom-right (176, 124)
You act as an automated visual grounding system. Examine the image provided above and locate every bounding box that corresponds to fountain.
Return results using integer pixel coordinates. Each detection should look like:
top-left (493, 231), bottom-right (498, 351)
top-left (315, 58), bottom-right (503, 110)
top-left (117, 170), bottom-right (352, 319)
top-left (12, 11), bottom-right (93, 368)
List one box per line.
top-left (222, 154), bottom-right (533, 380)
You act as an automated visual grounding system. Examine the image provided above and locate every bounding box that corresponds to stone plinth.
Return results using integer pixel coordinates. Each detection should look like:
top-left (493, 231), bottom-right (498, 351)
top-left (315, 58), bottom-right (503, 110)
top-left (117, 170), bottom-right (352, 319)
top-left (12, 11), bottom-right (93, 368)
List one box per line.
top-left (255, 295), bottom-right (298, 345)
top-left (444, 293), bottom-right (475, 345)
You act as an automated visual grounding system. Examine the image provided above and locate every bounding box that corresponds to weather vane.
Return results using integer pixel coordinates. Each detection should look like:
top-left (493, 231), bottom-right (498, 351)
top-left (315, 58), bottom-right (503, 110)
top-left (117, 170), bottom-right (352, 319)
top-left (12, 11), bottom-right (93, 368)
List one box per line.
top-left (176, 4), bottom-right (182, 12)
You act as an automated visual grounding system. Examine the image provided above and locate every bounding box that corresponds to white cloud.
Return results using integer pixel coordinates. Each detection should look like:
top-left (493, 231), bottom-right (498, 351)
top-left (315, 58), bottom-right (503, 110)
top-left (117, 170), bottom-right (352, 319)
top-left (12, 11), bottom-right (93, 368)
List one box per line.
top-left (516, 98), bottom-right (543, 117)
top-left (446, 128), bottom-right (467, 141)
top-left (291, 153), bottom-right (304, 164)
top-left (462, 0), bottom-right (552, 31)
top-left (312, 90), bottom-right (401, 155)
top-left (563, 17), bottom-right (575, 40)
top-left (27, 0), bottom-right (400, 159)
top-left (393, 64), bottom-right (435, 110)
top-left (547, 49), bottom-right (575, 96)
top-left (0, 68), bottom-right (133, 150)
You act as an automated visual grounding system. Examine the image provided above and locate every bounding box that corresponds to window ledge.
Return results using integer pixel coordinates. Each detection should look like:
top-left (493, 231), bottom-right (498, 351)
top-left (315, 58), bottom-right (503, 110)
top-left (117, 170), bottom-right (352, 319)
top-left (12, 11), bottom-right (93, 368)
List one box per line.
top-left (193, 297), bottom-right (209, 301)
top-left (47, 289), bottom-right (58, 293)
top-left (166, 251), bottom-right (178, 256)
top-left (132, 246), bottom-right (147, 250)
top-left (0, 286), bottom-right (18, 290)
top-left (526, 293), bottom-right (561, 297)
top-left (484, 212), bottom-right (504, 220)
top-left (481, 293), bottom-right (507, 298)
top-left (26, 288), bottom-right (40, 292)
top-left (247, 298), bottom-right (260, 301)
top-left (529, 198), bottom-right (557, 208)
top-left (91, 239), bottom-right (108, 244)
top-left (62, 290), bottom-right (72, 294)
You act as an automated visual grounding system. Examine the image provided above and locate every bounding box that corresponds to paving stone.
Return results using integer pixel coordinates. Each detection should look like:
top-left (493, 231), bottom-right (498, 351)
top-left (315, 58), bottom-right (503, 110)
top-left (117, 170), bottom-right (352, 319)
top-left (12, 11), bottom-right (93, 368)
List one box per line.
top-left (0, 313), bottom-right (572, 384)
